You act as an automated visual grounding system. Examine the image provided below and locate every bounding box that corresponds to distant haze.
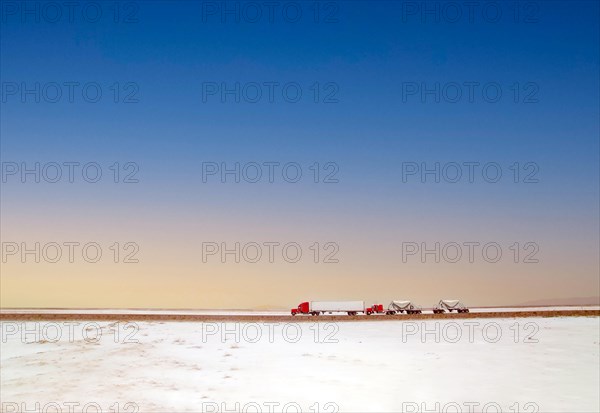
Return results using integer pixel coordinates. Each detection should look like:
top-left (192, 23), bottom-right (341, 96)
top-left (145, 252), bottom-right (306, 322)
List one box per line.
top-left (515, 297), bottom-right (600, 307)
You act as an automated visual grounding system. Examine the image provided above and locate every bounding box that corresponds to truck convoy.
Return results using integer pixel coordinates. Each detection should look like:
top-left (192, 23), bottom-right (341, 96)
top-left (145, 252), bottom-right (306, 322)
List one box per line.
top-left (291, 299), bottom-right (465, 316)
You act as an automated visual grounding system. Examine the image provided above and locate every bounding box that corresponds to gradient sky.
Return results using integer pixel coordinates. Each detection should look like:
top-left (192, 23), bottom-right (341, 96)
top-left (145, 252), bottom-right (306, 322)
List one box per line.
top-left (1, 1), bottom-right (599, 308)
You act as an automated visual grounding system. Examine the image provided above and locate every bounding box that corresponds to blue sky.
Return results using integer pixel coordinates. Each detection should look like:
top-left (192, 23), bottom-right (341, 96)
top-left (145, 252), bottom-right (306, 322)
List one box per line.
top-left (1, 1), bottom-right (598, 307)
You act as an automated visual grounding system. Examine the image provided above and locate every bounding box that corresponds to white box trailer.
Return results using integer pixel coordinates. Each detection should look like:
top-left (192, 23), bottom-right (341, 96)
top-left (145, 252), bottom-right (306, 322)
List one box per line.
top-left (312, 301), bottom-right (364, 313)
top-left (291, 300), bottom-right (366, 316)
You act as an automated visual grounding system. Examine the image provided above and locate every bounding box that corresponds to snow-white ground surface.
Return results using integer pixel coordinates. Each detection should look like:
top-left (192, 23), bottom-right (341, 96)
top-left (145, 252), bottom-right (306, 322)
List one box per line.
top-left (1, 317), bottom-right (599, 412)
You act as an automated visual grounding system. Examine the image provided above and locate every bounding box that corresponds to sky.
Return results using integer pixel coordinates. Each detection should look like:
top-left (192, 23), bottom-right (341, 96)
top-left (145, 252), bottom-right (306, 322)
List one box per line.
top-left (1, 0), bottom-right (599, 309)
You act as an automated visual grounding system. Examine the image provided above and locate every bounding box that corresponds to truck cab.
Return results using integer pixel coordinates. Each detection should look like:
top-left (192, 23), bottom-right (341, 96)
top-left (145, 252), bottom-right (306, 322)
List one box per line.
top-left (291, 302), bottom-right (310, 315)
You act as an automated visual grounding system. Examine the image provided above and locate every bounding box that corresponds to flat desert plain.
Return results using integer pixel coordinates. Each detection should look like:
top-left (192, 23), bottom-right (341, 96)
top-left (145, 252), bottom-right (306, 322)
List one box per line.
top-left (1, 308), bottom-right (599, 412)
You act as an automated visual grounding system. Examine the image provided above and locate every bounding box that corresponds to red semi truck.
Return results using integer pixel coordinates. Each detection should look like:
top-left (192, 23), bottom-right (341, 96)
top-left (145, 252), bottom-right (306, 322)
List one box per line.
top-left (291, 301), bottom-right (384, 316)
